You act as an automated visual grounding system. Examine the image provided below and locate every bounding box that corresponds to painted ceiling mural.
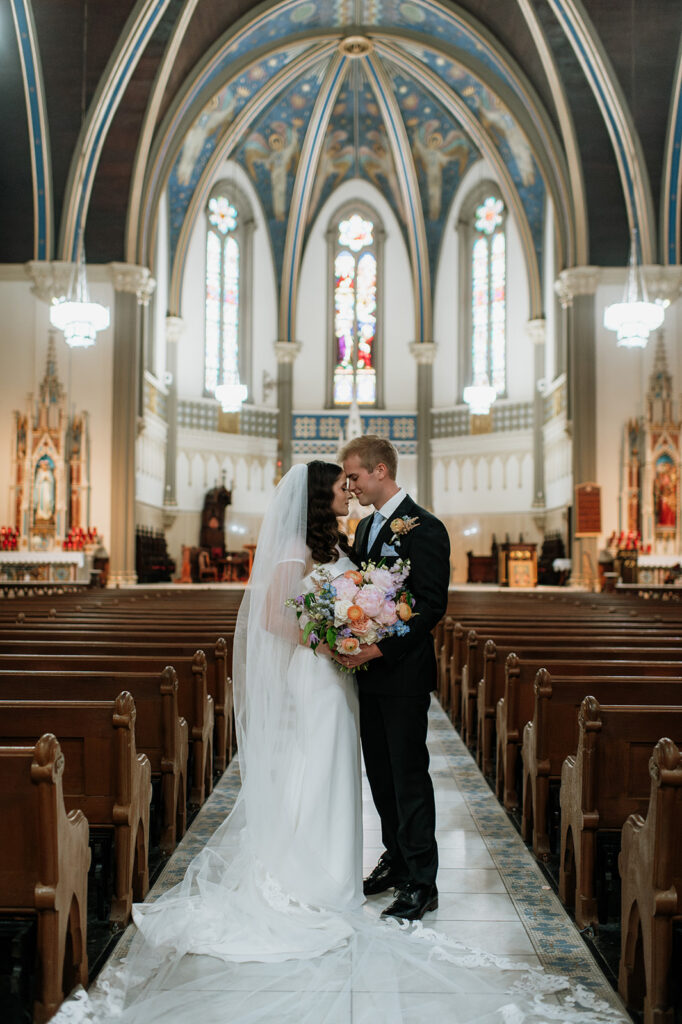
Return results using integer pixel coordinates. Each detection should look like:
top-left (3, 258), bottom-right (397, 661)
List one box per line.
top-left (164, 9), bottom-right (551, 309)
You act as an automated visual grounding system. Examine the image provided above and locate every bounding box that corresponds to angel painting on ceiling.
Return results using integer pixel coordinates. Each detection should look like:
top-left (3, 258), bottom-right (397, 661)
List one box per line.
top-left (308, 129), bottom-right (354, 220)
top-left (471, 90), bottom-right (535, 187)
top-left (244, 121), bottom-right (300, 220)
top-left (358, 127), bottom-right (405, 220)
top-left (412, 120), bottom-right (471, 220)
top-left (177, 89), bottom-right (237, 187)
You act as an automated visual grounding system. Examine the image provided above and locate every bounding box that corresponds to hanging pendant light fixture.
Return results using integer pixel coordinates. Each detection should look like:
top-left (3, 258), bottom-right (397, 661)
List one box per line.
top-left (215, 372), bottom-right (248, 412)
top-left (463, 373), bottom-right (497, 416)
top-left (50, 238), bottom-right (110, 348)
top-left (603, 227), bottom-right (664, 348)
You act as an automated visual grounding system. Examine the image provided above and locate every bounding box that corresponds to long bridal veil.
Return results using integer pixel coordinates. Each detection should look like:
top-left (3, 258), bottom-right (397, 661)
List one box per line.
top-left (52, 464), bottom-right (626, 1024)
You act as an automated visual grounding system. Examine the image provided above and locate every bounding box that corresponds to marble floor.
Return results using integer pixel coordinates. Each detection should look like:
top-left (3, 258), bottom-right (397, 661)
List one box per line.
top-left (102, 699), bottom-right (630, 1022)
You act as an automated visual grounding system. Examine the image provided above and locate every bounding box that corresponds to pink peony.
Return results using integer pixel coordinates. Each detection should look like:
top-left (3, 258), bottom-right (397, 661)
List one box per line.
top-left (376, 599), bottom-right (398, 626)
top-left (333, 576), bottom-right (359, 601)
top-left (354, 584), bottom-right (384, 618)
top-left (368, 567), bottom-right (394, 593)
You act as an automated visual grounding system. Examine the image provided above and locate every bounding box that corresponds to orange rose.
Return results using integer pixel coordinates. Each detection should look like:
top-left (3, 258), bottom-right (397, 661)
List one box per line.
top-left (344, 569), bottom-right (363, 585)
top-left (397, 602), bottom-right (412, 621)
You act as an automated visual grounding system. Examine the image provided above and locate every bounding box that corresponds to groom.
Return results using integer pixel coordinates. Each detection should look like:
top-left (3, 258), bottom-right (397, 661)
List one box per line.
top-left (337, 435), bottom-right (450, 921)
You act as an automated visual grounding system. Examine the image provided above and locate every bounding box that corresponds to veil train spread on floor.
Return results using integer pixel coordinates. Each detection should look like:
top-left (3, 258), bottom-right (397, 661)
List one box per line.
top-left (52, 466), bottom-right (624, 1023)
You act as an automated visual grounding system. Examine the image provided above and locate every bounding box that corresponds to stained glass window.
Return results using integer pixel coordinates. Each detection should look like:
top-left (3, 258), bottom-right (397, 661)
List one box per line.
top-left (205, 192), bottom-right (242, 395)
top-left (471, 195), bottom-right (506, 394)
top-left (333, 214), bottom-right (377, 405)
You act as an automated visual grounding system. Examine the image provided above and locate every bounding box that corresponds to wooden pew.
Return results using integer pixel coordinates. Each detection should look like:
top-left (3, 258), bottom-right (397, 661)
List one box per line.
top-left (619, 738), bottom-right (682, 1024)
top-left (559, 697), bottom-right (682, 929)
top-left (496, 655), bottom-right (682, 812)
top-left (0, 651), bottom-right (213, 805)
top-left (463, 629), bottom-right (682, 753)
top-left (522, 671), bottom-right (682, 858)
top-left (0, 668), bottom-right (187, 853)
top-left (0, 693), bottom-right (151, 925)
top-left (0, 637), bottom-right (233, 771)
top-left (0, 734), bottom-right (90, 1024)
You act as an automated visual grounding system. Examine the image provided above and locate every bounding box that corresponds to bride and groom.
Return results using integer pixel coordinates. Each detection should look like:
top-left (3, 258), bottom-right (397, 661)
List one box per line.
top-left (55, 435), bottom-right (623, 1023)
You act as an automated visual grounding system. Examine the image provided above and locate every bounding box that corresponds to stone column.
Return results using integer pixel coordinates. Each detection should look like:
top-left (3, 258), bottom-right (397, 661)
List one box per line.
top-left (409, 341), bottom-right (437, 509)
top-left (163, 316), bottom-right (183, 526)
top-left (555, 267), bottom-right (600, 587)
top-left (526, 318), bottom-right (546, 515)
top-left (274, 340), bottom-right (301, 475)
top-left (109, 263), bottom-right (156, 586)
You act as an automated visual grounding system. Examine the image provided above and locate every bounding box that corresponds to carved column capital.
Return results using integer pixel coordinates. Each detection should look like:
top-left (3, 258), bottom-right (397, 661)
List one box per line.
top-left (643, 265), bottom-right (682, 307)
top-left (526, 318), bottom-right (546, 345)
top-left (25, 260), bottom-right (75, 303)
top-left (409, 341), bottom-right (438, 365)
top-left (165, 315), bottom-right (184, 345)
top-left (274, 340), bottom-right (302, 364)
top-left (555, 266), bottom-right (600, 308)
top-left (109, 262), bottom-right (156, 304)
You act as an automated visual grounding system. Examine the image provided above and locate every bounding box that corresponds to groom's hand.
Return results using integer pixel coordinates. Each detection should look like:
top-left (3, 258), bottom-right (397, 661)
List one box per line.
top-left (335, 643), bottom-right (383, 669)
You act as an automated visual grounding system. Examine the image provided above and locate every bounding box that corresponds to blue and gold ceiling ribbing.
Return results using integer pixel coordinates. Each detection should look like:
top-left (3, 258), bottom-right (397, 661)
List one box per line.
top-left (10, 0), bottom-right (52, 260)
top-left (152, 3), bottom-right (570, 328)
top-left (662, 38), bottom-right (682, 266)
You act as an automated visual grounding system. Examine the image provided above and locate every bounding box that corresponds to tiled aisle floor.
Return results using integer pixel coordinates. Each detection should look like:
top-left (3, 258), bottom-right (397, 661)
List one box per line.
top-left (106, 699), bottom-right (629, 1020)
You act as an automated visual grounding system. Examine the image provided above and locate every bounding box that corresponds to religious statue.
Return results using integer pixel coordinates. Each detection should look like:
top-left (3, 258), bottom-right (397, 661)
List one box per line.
top-left (33, 456), bottom-right (55, 521)
top-left (654, 453), bottom-right (677, 529)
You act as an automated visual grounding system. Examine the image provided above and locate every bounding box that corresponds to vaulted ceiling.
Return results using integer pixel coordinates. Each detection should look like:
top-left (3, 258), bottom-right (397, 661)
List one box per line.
top-left (3, 0), bottom-right (682, 308)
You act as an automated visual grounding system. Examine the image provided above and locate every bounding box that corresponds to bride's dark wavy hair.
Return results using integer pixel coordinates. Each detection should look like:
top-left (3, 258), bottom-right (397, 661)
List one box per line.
top-left (306, 460), bottom-right (350, 564)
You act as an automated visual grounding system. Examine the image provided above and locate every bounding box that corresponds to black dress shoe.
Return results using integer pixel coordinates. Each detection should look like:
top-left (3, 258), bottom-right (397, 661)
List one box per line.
top-left (380, 882), bottom-right (438, 921)
top-left (363, 854), bottom-right (408, 896)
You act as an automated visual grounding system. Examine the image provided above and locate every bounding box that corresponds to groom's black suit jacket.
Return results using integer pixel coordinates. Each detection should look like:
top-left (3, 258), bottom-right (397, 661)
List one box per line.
top-left (351, 494), bottom-right (450, 697)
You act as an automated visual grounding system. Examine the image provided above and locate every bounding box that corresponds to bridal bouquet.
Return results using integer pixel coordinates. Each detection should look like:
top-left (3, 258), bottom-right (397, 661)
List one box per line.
top-left (286, 559), bottom-right (415, 669)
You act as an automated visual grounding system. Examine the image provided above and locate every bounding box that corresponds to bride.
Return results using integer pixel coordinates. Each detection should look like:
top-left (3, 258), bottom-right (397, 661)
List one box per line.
top-left (54, 461), bottom-right (625, 1023)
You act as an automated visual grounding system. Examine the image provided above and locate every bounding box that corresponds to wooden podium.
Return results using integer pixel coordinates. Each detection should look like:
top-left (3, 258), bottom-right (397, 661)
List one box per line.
top-left (499, 542), bottom-right (537, 587)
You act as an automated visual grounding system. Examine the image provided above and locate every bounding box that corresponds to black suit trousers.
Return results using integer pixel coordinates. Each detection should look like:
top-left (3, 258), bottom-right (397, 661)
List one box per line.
top-left (359, 689), bottom-right (438, 887)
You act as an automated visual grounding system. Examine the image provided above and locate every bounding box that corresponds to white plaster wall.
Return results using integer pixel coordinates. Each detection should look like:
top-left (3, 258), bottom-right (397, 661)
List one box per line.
top-left (178, 160), bottom-right (277, 404)
top-left (595, 274), bottom-right (682, 546)
top-left (0, 269), bottom-right (114, 548)
top-left (432, 158), bottom-right (531, 408)
top-left (296, 177), bottom-right (414, 410)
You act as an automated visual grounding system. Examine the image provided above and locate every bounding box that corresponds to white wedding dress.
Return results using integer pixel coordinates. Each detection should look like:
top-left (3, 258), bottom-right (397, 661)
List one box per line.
top-left (51, 470), bottom-right (626, 1024)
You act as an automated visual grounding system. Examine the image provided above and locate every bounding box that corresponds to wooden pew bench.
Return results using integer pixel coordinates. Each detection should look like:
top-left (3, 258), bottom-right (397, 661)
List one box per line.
top-left (0, 669), bottom-right (187, 854)
top-left (522, 671), bottom-right (682, 858)
top-left (559, 697), bottom-right (682, 930)
top-left (0, 734), bottom-right (90, 1023)
top-left (0, 651), bottom-right (213, 806)
top-left (0, 694), bottom-right (151, 926)
top-left (496, 655), bottom-right (682, 813)
top-left (476, 638), bottom-right (682, 776)
top-left (619, 738), bottom-right (682, 1024)
top-left (0, 637), bottom-right (233, 771)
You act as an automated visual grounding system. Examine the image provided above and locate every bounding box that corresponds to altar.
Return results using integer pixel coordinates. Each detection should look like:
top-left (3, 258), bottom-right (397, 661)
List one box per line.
top-left (0, 550), bottom-right (88, 583)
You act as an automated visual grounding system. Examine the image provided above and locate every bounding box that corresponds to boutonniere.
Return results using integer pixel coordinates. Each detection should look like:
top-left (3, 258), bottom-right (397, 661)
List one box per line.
top-left (389, 515), bottom-right (420, 547)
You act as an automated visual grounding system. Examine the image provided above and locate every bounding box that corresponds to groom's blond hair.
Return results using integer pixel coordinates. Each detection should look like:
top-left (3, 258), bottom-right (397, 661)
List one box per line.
top-left (340, 435), bottom-right (398, 480)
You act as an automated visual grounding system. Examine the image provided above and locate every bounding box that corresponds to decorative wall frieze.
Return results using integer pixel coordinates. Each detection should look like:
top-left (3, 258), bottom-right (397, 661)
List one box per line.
top-left (409, 341), bottom-right (438, 365)
top-left (292, 411), bottom-right (417, 456)
top-left (432, 402), bottom-right (533, 438)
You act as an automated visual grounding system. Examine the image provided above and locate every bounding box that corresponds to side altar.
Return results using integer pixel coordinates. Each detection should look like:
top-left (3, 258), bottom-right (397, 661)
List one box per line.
top-left (4, 335), bottom-right (100, 583)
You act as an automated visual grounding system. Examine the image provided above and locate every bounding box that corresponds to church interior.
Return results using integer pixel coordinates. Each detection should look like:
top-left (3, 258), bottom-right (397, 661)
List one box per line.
top-left (1, 1), bottom-right (682, 1022)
